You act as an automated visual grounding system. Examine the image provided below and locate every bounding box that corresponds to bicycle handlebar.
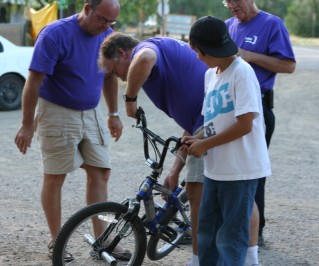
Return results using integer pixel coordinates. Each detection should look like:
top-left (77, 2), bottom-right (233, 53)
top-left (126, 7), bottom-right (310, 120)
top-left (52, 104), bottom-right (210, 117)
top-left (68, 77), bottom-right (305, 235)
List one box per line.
top-left (135, 107), bottom-right (182, 171)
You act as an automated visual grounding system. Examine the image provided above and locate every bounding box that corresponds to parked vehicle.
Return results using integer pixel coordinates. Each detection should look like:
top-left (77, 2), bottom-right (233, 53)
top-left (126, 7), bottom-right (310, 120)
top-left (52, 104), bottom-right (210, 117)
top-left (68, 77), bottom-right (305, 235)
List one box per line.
top-left (0, 36), bottom-right (33, 111)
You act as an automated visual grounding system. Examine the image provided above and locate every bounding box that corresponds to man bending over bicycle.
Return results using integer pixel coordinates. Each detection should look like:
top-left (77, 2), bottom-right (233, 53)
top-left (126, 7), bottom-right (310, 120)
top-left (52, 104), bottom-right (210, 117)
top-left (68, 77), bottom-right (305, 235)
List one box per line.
top-left (98, 32), bottom-right (261, 266)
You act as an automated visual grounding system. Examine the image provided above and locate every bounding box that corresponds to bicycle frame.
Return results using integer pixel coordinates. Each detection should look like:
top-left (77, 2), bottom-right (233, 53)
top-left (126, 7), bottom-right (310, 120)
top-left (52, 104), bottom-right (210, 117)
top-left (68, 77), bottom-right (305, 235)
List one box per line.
top-left (124, 108), bottom-right (191, 238)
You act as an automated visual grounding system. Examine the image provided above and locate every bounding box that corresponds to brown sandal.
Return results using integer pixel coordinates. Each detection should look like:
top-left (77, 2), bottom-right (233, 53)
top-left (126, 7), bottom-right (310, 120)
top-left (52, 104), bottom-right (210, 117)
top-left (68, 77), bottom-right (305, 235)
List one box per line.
top-left (48, 240), bottom-right (74, 263)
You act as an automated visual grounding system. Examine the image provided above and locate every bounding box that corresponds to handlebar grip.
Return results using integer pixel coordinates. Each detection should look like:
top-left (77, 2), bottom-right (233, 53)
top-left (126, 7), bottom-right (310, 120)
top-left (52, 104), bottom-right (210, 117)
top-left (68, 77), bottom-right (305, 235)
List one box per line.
top-left (135, 107), bottom-right (146, 127)
top-left (170, 137), bottom-right (183, 154)
top-left (135, 107), bottom-right (145, 118)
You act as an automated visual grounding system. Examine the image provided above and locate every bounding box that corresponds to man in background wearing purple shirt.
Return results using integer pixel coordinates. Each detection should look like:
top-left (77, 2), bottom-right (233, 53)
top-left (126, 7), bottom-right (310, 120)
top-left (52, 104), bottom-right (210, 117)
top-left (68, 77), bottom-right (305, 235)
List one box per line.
top-left (224, 0), bottom-right (296, 260)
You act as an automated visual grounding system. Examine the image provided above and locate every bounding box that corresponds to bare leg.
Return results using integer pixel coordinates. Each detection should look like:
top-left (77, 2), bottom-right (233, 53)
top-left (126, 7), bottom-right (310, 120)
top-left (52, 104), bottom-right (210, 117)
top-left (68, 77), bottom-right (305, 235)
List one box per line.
top-left (249, 202), bottom-right (260, 247)
top-left (186, 182), bottom-right (203, 256)
top-left (83, 164), bottom-right (110, 237)
top-left (41, 173), bottom-right (66, 241)
top-left (84, 164), bottom-right (128, 254)
top-left (85, 165), bottom-right (109, 205)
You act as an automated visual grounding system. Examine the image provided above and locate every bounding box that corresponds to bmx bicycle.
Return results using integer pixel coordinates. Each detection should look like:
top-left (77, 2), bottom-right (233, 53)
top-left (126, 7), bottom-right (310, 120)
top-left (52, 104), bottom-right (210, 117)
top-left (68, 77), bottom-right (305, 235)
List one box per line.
top-left (52, 108), bottom-right (191, 265)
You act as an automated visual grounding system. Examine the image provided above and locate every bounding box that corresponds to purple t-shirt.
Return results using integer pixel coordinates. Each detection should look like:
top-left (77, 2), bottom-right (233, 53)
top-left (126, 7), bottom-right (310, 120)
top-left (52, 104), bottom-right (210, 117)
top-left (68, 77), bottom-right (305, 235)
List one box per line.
top-left (226, 11), bottom-right (295, 93)
top-left (29, 14), bottom-right (113, 110)
top-left (131, 38), bottom-right (208, 134)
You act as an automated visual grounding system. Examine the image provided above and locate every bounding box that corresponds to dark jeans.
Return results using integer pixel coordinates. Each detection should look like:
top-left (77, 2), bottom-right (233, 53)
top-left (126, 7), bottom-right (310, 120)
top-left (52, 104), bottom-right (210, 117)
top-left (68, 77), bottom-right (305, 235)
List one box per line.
top-left (198, 177), bottom-right (258, 266)
top-left (256, 91), bottom-right (275, 235)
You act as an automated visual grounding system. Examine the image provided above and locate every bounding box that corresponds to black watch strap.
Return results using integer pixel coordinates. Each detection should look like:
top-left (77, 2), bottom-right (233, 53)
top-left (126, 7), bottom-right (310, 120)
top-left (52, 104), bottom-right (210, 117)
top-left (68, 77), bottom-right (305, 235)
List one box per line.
top-left (123, 94), bottom-right (137, 102)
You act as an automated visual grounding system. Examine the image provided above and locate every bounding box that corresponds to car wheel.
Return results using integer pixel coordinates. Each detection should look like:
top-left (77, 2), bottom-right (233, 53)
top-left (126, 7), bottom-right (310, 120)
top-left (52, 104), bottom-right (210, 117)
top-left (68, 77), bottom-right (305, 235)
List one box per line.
top-left (0, 74), bottom-right (24, 111)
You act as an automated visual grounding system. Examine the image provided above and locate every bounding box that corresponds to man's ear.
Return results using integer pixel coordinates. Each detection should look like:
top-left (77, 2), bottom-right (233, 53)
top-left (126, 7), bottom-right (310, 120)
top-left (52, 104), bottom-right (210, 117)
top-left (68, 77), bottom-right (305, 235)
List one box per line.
top-left (118, 48), bottom-right (128, 59)
top-left (84, 3), bottom-right (91, 16)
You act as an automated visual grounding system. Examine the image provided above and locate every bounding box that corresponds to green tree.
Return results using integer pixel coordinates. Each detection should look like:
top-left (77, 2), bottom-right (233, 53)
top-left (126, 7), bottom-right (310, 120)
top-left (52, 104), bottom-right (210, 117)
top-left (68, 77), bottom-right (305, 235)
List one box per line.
top-left (256, 0), bottom-right (291, 19)
top-left (117, 0), bottom-right (157, 27)
top-left (169, 0), bottom-right (230, 20)
top-left (286, 0), bottom-right (319, 37)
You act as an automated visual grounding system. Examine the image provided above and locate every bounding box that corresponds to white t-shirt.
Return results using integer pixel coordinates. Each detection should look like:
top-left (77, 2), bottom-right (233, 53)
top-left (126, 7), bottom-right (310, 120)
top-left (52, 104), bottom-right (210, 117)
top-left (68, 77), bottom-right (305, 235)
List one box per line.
top-left (202, 57), bottom-right (271, 181)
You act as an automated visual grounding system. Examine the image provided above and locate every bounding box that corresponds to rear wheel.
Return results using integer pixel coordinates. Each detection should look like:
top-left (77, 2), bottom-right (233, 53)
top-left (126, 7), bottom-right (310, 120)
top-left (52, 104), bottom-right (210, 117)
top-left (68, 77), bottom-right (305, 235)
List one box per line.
top-left (52, 201), bottom-right (147, 266)
top-left (0, 74), bottom-right (24, 111)
top-left (147, 191), bottom-right (191, 260)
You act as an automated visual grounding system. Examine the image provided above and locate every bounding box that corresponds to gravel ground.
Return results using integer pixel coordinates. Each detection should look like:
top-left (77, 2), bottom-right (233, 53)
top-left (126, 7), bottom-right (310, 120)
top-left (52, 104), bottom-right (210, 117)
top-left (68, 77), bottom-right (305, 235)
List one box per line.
top-left (0, 46), bottom-right (318, 266)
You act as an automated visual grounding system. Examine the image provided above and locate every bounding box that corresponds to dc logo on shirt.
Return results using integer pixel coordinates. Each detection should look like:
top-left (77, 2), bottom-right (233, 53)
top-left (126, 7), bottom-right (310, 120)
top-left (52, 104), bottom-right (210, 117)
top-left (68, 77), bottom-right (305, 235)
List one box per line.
top-left (204, 83), bottom-right (234, 122)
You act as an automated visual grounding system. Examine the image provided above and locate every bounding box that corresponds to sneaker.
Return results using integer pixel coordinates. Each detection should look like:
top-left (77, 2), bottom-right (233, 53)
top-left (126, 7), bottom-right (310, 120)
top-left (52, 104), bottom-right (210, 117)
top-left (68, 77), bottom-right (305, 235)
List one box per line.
top-left (48, 240), bottom-right (74, 263)
top-left (186, 254), bottom-right (199, 266)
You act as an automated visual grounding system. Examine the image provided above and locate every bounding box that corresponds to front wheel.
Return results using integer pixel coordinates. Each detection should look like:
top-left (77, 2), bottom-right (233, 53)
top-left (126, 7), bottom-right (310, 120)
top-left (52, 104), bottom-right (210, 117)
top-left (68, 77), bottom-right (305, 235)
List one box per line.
top-left (147, 191), bottom-right (191, 260)
top-left (52, 201), bottom-right (147, 266)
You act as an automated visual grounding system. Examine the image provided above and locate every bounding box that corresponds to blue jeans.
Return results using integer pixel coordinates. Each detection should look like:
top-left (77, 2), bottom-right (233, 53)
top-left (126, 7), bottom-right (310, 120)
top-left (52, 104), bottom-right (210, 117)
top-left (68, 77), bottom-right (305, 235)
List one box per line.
top-left (198, 177), bottom-right (258, 266)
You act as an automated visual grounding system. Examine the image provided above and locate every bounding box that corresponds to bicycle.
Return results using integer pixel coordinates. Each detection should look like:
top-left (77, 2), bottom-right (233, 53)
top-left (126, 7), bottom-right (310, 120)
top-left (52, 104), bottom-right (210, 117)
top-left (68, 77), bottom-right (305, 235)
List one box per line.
top-left (52, 108), bottom-right (191, 265)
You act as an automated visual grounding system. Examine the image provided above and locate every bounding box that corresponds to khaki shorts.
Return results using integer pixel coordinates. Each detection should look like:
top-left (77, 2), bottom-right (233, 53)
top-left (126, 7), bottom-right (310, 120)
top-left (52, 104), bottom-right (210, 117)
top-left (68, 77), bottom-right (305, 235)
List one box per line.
top-left (35, 98), bottom-right (110, 175)
top-left (185, 126), bottom-right (204, 183)
top-left (185, 155), bottom-right (204, 183)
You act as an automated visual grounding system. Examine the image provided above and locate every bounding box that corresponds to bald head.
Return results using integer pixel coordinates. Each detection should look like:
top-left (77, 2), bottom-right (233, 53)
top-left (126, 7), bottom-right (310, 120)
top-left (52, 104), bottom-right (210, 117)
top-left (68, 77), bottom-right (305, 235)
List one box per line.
top-left (86, 0), bottom-right (120, 10)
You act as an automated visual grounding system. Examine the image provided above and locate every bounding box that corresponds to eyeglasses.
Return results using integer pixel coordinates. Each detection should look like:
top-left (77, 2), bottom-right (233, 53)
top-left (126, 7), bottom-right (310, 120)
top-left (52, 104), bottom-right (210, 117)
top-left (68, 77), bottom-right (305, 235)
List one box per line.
top-left (92, 9), bottom-right (117, 26)
top-left (222, 0), bottom-right (240, 6)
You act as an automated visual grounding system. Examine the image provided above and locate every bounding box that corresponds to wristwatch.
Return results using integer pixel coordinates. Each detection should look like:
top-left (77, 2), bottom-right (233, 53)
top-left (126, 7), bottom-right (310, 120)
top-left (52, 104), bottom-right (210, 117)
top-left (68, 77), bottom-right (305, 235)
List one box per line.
top-left (108, 112), bottom-right (120, 117)
top-left (123, 94), bottom-right (137, 102)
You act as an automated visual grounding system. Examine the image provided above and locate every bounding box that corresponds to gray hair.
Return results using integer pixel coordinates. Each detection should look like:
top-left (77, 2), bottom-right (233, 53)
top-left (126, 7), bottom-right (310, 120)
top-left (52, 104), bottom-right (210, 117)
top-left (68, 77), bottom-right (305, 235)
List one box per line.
top-left (98, 32), bottom-right (140, 68)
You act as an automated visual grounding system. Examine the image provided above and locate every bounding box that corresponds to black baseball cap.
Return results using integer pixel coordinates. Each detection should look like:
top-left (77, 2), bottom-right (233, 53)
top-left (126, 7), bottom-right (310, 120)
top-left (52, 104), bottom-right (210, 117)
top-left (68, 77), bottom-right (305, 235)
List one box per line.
top-left (189, 16), bottom-right (238, 58)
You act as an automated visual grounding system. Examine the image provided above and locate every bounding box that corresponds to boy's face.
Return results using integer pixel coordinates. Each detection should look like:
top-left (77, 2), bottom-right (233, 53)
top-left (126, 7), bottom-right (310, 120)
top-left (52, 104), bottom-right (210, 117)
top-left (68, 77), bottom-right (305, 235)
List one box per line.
top-left (193, 47), bottom-right (217, 69)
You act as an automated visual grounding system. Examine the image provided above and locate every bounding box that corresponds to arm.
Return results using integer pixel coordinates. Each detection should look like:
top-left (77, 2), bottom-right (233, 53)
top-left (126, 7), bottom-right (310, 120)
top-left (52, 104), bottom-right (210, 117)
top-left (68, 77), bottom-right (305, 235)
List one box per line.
top-left (185, 112), bottom-right (254, 158)
top-left (102, 72), bottom-right (123, 141)
top-left (124, 48), bottom-right (157, 118)
top-left (15, 70), bottom-right (46, 154)
top-left (238, 48), bottom-right (296, 74)
top-left (163, 130), bottom-right (190, 190)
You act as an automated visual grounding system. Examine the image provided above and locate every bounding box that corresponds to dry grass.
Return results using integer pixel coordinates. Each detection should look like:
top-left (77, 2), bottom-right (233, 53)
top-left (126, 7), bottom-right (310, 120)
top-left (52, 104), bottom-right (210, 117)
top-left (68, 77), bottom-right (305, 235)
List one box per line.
top-left (290, 35), bottom-right (319, 47)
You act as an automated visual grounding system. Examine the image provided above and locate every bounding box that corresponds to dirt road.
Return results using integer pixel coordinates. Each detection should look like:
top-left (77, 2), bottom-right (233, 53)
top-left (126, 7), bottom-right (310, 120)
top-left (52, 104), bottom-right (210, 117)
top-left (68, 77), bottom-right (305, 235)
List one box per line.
top-left (0, 46), bottom-right (318, 265)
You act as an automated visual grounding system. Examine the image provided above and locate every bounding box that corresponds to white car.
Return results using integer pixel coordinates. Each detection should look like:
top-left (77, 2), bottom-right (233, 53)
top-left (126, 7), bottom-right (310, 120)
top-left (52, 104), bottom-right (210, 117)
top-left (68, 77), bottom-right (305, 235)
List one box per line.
top-left (0, 36), bottom-right (33, 111)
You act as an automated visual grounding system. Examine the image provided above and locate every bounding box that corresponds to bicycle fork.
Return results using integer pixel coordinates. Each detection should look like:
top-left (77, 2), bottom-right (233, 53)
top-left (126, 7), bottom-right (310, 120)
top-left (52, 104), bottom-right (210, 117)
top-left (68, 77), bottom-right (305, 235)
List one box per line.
top-left (84, 198), bottom-right (141, 265)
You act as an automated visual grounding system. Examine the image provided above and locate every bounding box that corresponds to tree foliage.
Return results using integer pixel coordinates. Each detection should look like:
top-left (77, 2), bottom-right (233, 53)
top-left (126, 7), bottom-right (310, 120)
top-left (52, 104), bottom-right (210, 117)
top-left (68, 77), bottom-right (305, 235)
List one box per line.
top-left (2, 0), bottom-right (319, 37)
top-left (117, 0), bottom-right (157, 27)
top-left (255, 0), bottom-right (291, 19)
top-left (169, 0), bottom-right (230, 21)
top-left (285, 0), bottom-right (319, 37)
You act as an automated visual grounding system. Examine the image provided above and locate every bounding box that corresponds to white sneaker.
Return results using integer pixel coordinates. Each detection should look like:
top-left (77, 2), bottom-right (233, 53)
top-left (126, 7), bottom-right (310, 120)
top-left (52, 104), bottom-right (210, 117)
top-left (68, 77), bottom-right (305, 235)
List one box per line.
top-left (186, 255), bottom-right (199, 266)
top-left (186, 260), bottom-right (199, 266)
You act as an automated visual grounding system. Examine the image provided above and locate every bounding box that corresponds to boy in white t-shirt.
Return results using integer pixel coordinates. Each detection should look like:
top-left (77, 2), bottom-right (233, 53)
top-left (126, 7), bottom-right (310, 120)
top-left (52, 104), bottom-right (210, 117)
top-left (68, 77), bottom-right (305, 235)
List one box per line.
top-left (182, 16), bottom-right (271, 266)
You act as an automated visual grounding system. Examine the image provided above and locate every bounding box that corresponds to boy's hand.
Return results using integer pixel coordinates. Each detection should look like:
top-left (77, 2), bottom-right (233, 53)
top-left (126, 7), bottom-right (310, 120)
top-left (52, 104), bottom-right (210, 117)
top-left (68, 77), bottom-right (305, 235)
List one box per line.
top-left (182, 138), bottom-right (206, 158)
